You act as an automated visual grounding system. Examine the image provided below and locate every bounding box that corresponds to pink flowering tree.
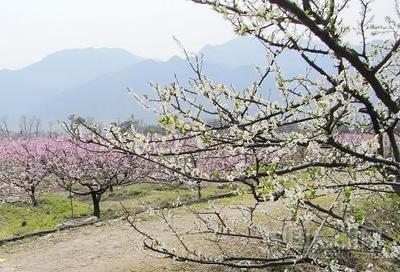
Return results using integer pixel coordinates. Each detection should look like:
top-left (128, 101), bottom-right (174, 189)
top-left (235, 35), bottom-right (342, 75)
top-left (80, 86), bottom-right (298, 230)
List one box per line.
top-left (48, 140), bottom-right (150, 218)
top-left (0, 138), bottom-right (54, 206)
top-left (67, 0), bottom-right (400, 270)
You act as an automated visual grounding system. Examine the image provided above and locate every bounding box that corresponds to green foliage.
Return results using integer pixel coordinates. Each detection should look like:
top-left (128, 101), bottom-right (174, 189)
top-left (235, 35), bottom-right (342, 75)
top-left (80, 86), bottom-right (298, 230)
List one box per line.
top-left (343, 186), bottom-right (353, 202)
top-left (257, 177), bottom-right (275, 196)
top-left (334, 233), bottom-right (347, 247)
top-left (304, 187), bottom-right (317, 199)
top-left (353, 207), bottom-right (366, 223)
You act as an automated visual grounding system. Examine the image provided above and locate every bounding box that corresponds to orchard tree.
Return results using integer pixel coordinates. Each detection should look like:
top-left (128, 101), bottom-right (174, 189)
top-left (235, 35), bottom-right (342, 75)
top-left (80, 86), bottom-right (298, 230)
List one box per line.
top-left (68, 0), bottom-right (400, 270)
top-left (49, 140), bottom-right (149, 218)
top-left (0, 138), bottom-right (53, 206)
top-left (0, 176), bottom-right (16, 203)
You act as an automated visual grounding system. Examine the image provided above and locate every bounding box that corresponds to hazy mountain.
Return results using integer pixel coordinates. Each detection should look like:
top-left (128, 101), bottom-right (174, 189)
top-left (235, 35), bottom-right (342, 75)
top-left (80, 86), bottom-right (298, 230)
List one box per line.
top-left (200, 36), bottom-right (334, 76)
top-left (0, 37), bottom-right (335, 130)
top-left (32, 57), bottom-right (261, 123)
top-left (7, 48), bottom-right (143, 92)
top-left (0, 48), bottom-right (142, 124)
top-left (200, 37), bottom-right (267, 68)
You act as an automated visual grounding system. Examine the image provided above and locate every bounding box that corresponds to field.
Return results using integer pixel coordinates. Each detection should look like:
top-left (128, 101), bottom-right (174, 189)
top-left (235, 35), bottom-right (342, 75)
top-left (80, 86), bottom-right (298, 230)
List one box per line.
top-left (0, 184), bottom-right (256, 272)
top-left (1, 180), bottom-right (399, 272)
top-left (0, 183), bottom-right (233, 240)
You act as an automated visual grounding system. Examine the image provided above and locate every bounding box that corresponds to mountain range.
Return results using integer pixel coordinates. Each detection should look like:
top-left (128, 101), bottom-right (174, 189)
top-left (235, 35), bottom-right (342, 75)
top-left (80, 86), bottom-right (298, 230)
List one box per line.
top-left (0, 37), bottom-right (330, 130)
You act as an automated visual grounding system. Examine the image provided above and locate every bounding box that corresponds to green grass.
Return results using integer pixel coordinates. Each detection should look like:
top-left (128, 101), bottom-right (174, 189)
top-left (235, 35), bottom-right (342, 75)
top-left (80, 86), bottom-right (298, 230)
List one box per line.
top-left (0, 195), bottom-right (91, 239)
top-left (103, 183), bottom-right (230, 202)
top-left (0, 183), bottom-right (233, 240)
top-left (98, 183), bottom-right (233, 218)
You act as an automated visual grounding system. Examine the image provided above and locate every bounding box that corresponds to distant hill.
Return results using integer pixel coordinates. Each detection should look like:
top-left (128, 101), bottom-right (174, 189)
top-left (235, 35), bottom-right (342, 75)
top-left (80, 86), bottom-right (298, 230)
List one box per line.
top-left (200, 37), bottom-right (267, 68)
top-left (0, 37), bottom-right (336, 130)
top-left (200, 36), bottom-right (334, 76)
top-left (5, 47), bottom-right (143, 92)
top-left (31, 57), bottom-right (262, 123)
top-left (0, 48), bottom-right (143, 126)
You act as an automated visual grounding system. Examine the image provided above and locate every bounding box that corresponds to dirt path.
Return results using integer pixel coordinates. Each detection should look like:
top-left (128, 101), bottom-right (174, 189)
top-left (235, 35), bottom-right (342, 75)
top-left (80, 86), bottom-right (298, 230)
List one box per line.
top-left (0, 218), bottom-right (181, 272)
top-left (0, 199), bottom-right (280, 272)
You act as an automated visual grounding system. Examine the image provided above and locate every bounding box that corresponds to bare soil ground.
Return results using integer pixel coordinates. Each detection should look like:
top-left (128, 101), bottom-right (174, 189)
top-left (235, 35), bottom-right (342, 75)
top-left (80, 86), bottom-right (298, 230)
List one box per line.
top-left (0, 198), bottom-right (280, 272)
top-left (0, 218), bottom-right (176, 272)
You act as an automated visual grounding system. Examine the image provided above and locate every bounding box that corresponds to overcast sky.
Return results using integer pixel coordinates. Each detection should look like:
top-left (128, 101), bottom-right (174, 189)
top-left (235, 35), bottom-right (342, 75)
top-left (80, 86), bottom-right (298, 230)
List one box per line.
top-left (0, 0), bottom-right (397, 70)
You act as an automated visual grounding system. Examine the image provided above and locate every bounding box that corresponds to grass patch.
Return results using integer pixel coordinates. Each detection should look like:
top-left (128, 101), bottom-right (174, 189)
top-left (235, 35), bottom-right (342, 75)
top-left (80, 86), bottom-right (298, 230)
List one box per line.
top-left (99, 183), bottom-right (233, 218)
top-left (0, 183), bottom-right (235, 239)
top-left (0, 195), bottom-right (91, 239)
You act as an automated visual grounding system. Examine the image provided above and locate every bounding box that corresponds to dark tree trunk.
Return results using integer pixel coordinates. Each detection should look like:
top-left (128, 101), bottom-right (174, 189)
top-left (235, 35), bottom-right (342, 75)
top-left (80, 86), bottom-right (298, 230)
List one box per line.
top-left (30, 187), bottom-right (38, 207)
top-left (69, 190), bottom-right (74, 218)
top-left (91, 192), bottom-right (101, 218)
top-left (394, 176), bottom-right (400, 197)
top-left (109, 185), bottom-right (114, 192)
top-left (197, 182), bottom-right (202, 200)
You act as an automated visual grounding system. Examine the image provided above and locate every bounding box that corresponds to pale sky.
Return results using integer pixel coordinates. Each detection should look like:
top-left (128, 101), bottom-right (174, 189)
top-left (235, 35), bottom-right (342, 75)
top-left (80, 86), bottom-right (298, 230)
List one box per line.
top-left (0, 0), bottom-right (397, 70)
top-left (0, 0), bottom-right (235, 70)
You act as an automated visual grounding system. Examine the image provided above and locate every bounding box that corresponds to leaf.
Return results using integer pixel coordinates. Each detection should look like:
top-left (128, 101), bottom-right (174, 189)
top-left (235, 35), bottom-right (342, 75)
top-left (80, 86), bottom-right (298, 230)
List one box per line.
top-left (0, 258), bottom-right (6, 263)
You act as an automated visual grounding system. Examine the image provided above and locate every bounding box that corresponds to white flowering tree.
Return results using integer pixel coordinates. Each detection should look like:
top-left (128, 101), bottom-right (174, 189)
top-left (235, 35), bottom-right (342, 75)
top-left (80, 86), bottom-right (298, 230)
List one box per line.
top-left (68, 0), bottom-right (400, 270)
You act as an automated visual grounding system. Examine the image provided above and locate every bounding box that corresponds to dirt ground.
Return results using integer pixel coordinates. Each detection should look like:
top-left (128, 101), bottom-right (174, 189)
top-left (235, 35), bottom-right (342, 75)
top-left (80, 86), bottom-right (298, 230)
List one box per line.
top-left (0, 199), bottom-right (281, 272)
top-left (0, 217), bottom-right (178, 272)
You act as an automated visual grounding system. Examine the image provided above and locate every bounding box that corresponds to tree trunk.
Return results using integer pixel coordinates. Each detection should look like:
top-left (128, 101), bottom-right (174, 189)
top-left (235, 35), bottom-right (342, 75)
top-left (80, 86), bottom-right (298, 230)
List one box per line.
top-left (394, 176), bottom-right (400, 197)
top-left (197, 182), bottom-right (202, 200)
top-left (91, 192), bottom-right (101, 218)
top-left (30, 187), bottom-right (38, 207)
top-left (69, 190), bottom-right (74, 218)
